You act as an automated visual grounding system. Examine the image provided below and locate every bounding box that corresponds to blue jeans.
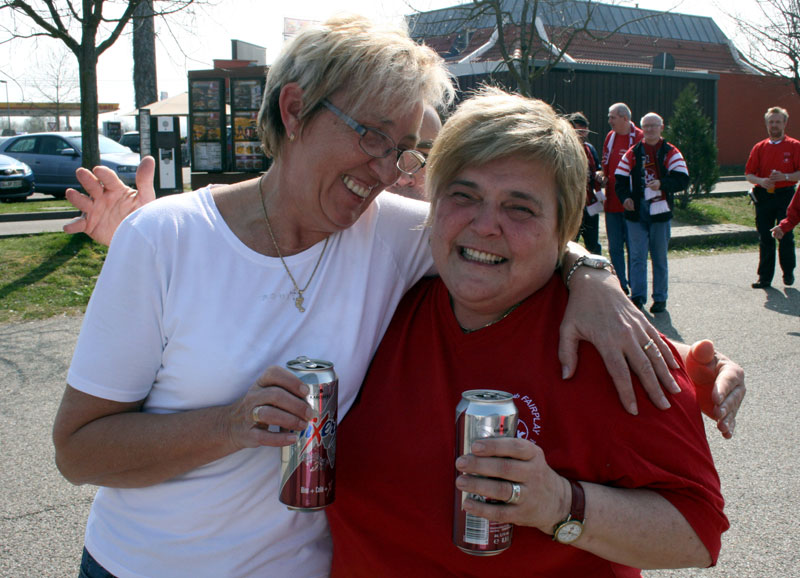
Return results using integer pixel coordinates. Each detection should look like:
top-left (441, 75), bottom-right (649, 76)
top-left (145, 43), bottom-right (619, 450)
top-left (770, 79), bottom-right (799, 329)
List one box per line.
top-left (626, 216), bottom-right (671, 303)
top-left (79, 548), bottom-right (116, 578)
top-left (604, 211), bottom-right (629, 291)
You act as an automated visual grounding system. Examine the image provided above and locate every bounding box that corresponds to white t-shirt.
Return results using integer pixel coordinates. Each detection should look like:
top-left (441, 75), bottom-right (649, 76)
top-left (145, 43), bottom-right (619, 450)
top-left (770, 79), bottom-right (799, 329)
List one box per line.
top-left (67, 187), bottom-right (432, 578)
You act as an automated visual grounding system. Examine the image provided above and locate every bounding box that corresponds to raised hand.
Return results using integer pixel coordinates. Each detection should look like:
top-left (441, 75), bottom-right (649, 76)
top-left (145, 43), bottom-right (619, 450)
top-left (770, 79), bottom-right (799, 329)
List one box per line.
top-left (63, 156), bottom-right (157, 246)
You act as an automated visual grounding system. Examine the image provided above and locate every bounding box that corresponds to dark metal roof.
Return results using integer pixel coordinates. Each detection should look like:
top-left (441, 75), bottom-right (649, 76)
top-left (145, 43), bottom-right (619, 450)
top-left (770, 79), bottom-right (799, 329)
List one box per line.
top-left (407, 0), bottom-right (729, 45)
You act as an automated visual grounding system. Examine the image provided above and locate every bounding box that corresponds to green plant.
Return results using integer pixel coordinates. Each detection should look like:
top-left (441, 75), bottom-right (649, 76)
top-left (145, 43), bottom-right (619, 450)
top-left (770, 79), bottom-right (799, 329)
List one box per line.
top-left (664, 83), bottom-right (720, 209)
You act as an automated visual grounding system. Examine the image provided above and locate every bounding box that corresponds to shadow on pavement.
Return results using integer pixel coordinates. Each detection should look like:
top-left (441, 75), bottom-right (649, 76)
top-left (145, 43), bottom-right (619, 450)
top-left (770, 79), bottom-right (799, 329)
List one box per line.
top-left (763, 286), bottom-right (800, 317)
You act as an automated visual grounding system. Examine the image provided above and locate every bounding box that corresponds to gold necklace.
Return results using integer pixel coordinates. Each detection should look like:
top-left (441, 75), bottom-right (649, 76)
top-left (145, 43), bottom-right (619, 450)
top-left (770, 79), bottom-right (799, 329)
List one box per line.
top-left (258, 177), bottom-right (329, 313)
top-left (459, 301), bottom-right (521, 334)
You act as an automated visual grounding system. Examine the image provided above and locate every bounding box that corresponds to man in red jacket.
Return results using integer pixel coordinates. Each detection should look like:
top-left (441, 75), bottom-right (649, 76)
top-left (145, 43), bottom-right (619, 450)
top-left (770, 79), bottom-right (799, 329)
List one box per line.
top-left (602, 103), bottom-right (643, 295)
top-left (745, 106), bottom-right (800, 288)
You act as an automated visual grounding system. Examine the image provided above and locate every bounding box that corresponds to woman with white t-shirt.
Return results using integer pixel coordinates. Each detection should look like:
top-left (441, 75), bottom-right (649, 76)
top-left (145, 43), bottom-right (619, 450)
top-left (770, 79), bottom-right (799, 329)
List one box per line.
top-left (54, 15), bottom-right (692, 578)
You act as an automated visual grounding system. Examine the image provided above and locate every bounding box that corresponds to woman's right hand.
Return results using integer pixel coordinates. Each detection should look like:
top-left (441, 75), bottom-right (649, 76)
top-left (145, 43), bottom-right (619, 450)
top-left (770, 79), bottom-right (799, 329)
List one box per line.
top-left (229, 365), bottom-right (314, 449)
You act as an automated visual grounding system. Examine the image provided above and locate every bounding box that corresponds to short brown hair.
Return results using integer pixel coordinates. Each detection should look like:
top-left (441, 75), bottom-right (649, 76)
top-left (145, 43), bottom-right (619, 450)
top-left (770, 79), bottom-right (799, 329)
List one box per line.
top-left (765, 106), bottom-right (789, 123)
top-left (426, 87), bottom-right (586, 260)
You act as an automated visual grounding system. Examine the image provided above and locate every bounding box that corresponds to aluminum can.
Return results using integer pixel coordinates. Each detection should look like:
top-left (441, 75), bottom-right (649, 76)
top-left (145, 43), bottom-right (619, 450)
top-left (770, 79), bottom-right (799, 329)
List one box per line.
top-left (453, 389), bottom-right (518, 556)
top-left (279, 356), bottom-right (338, 511)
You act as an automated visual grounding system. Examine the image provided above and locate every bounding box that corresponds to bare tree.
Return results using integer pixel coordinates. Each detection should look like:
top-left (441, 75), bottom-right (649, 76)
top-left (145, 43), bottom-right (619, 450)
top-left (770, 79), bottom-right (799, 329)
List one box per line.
top-left (0, 0), bottom-right (195, 167)
top-left (729, 0), bottom-right (800, 97)
top-left (30, 47), bottom-right (79, 130)
top-left (133, 0), bottom-right (157, 113)
top-left (417, 0), bottom-right (659, 97)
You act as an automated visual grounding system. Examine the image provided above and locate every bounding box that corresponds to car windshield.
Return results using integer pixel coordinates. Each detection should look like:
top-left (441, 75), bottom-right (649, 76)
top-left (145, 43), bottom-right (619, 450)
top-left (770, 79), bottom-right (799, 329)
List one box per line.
top-left (66, 134), bottom-right (133, 154)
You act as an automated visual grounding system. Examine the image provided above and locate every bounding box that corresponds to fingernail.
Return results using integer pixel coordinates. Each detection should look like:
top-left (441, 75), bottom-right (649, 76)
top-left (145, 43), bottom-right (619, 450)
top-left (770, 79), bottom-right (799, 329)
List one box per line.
top-left (455, 457), bottom-right (467, 469)
top-left (300, 384), bottom-right (310, 396)
top-left (658, 396), bottom-right (671, 410)
top-left (472, 441), bottom-right (485, 452)
top-left (628, 402), bottom-right (639, 416)
top-left (305, 407), bottom-right (315, 420)
top-left (561, 365), bottom-right (570, 379)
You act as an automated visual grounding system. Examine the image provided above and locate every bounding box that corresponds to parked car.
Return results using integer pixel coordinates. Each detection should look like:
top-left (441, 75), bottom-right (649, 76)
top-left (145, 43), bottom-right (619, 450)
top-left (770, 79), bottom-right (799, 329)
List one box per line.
top-left (0, 153), bottom-right (35, 202)
top-left (0, 132), bottom-right (139, 199)
top-left (119, 131), bottom-right (140, 153)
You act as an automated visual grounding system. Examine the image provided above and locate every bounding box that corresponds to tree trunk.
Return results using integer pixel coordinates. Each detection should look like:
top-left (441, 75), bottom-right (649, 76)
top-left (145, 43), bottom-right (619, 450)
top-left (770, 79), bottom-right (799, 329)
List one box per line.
top-left (133, 0), bottom-right (158, 121)
top-left (78, 42), bottom-right (100, 168)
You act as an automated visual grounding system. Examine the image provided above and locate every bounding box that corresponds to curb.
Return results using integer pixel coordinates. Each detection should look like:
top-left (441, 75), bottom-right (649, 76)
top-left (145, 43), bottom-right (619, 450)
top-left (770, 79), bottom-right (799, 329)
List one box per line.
top-left (0, 210), bottom-right (81, 223)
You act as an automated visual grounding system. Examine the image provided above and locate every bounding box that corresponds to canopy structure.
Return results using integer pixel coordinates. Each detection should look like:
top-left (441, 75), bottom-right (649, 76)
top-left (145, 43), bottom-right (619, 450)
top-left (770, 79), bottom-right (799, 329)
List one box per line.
top-left (125, 92), bottom-right (232, 117)
top-left (124, 92), bottom-right (188, 116)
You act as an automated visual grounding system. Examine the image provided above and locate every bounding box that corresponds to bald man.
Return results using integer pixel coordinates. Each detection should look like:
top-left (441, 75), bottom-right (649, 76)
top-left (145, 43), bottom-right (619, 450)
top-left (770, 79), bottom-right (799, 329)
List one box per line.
top-left (387, 105), bottom-right (442, 200)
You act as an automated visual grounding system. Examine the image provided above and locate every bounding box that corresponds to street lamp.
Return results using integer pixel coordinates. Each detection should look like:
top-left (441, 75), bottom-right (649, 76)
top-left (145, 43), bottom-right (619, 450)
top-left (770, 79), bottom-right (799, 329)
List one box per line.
top-left (0, 80), bottom-right (9, 134)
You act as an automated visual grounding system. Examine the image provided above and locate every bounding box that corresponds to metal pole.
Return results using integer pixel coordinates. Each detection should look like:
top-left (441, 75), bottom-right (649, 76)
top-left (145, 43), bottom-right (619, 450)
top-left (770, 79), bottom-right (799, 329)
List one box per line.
top-left (0, 80), bottom-right (9, 133)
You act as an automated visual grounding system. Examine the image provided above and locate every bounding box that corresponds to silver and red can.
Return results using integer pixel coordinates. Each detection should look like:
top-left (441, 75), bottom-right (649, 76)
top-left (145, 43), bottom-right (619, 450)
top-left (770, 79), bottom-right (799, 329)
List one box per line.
top-left (279, 356), bottom-right (338, 511)
top-left (453, 389), bottom-right (518, 556)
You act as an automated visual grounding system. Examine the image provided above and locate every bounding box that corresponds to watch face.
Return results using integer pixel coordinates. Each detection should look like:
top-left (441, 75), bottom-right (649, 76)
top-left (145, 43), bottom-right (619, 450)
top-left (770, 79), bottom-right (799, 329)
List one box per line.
top-left (585, 256), bottom-right (611, 269)
top-left (556, 520), bottom-right (583, 544)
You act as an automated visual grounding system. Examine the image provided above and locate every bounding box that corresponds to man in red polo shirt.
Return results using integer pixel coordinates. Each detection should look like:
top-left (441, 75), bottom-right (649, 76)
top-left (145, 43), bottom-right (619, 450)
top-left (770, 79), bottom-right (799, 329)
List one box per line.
top-left (602, 102), bottom-right (643, 295)
top-left (745, 106), bottom-right (800, 288)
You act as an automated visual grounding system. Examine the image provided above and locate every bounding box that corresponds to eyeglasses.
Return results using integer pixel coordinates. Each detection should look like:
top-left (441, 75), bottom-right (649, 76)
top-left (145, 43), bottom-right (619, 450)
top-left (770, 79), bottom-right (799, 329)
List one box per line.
top-left (321, 99), bottom-right (426, 176)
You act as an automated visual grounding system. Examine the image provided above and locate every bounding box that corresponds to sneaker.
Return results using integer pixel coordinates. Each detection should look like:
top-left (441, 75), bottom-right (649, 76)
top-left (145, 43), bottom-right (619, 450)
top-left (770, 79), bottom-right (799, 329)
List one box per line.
top-left (631, 297), bottom-right (644, 311)
top-left (784, 274), bottom-right (795, 286)
top-left (751, 280), bottom-right (771, 289)
top-left (649, 301), bottom-right (667, 313)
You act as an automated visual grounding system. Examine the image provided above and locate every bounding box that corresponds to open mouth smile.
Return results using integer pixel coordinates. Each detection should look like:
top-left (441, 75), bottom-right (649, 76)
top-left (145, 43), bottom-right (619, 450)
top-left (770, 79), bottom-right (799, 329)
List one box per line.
top-left (342, 175), bottom-right (376, 199)
top-left (460, 247), bottom-right (507, 265)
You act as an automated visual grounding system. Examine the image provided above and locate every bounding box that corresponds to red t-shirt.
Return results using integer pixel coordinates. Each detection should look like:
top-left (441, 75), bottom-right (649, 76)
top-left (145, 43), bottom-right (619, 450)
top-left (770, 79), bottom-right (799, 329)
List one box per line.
top-left (602, 124), bottom-right (643, 212)
top-left (328, 276), bottom-right (728, 577)
top-left (745, 136), bottom-right (800, 188)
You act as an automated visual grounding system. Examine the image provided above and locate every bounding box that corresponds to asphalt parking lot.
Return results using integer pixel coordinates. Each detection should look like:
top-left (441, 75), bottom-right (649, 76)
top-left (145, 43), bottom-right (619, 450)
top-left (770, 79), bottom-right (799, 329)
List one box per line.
top-left (1, 247), bottom-right (798, 577)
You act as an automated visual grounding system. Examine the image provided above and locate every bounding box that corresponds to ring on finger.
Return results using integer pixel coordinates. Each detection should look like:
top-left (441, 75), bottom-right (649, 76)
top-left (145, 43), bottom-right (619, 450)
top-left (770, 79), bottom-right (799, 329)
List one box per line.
top-left (505, 481), bottom-right (521, 505)
top-left (641, 338), bottom-right (656, 353)
top-left (252, 406), bottom-right (262, 424)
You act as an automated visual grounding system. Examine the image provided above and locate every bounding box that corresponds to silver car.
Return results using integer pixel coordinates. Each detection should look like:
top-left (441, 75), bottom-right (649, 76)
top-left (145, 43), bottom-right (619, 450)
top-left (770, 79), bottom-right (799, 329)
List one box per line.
top-left (0, 132), bottom-right (139, 199)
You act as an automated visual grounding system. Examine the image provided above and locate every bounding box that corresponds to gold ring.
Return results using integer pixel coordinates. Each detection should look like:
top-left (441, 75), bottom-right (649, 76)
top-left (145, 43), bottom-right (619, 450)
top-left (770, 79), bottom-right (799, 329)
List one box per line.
top-left (642, 338), bottom-right (656, 353)
top-left (252, 406), bottom-right (261, 423)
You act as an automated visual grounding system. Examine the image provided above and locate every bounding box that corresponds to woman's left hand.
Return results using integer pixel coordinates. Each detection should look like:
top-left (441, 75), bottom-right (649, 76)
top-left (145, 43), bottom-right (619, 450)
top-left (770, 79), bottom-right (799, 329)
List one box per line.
top-left (454, 437), bottom-right (568, 534)
top-left (560, 267), bottom-right (679, 416)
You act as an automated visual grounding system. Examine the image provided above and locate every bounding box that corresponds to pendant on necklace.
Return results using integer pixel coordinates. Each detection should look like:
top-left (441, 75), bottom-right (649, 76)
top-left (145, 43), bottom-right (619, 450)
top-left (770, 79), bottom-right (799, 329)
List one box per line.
top-left (294, 293), bottom-right (306, 313)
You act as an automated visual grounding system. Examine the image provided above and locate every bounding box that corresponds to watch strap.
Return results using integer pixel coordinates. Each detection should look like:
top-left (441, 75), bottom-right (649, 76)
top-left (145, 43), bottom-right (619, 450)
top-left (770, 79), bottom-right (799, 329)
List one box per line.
top-left (568, 479), bottom-right (585, 522)
top-left (565, 255), bottom-right (613, 288)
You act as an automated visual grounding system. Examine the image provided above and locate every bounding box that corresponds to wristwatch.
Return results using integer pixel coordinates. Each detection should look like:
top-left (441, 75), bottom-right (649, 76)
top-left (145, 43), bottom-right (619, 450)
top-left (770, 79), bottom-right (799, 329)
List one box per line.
top-left (552, 480), bottom-right (586, 544)
top-left (565, 254), bottom-right (615, 288)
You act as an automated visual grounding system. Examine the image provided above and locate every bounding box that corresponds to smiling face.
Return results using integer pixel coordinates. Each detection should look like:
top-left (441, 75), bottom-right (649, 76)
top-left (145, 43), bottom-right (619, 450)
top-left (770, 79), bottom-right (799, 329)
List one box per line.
top-left (430, 156), bottom-right (561, 330)
top-left (291, 95), bottom-right (424, 232)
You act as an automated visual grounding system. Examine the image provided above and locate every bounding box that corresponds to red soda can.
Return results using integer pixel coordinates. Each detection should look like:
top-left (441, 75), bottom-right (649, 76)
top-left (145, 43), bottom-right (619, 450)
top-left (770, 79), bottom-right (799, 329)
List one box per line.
top-left (279, 356), bottom-right (338, 511)
top-left (453, 389), bottom-right (518, 555)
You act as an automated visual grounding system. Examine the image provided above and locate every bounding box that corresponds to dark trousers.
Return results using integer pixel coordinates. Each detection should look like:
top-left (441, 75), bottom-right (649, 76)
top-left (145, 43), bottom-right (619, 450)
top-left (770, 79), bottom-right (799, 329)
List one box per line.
top-left (79, 548), bottom-right (116, 578)
top-left (754, 186), bottom-right (796, 283)
top-left (578, 210), bottom-right (602, 254)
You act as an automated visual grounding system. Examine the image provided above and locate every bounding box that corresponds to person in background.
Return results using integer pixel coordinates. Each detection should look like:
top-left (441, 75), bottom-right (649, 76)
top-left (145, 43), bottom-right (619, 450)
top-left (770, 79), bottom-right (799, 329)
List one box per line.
top-left (387, 104), bottom-right (442, 200)
top-left (569, 111), bottom-right (604, 254)
top-left (602, 102), bottom-right (643, 295)
top-left (771, 186), bottom-right (800, 239)
top-left (615, 113), bottom-right (689, 314)
top-left (53, 15), bottom-right (689, 578)
top-left (328, 88), bottom-right (729, 576)
top-left (745, 106), bottom-right (800, 288)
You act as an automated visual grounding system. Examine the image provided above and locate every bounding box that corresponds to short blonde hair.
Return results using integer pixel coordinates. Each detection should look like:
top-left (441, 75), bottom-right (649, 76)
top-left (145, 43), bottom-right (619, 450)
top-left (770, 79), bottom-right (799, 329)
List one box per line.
top-left (765, 106), bottom-right (789, 123)
top-left (426, 87), bottom-right (586, 259)
top-left (258, 14), bottom-right (455, 158)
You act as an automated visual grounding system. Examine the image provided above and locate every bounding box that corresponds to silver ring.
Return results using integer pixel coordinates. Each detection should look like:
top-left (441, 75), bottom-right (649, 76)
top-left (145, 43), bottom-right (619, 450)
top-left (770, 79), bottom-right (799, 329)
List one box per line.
top-left (642, 338), bottom-right (656, 353)
top-left (252, 406), bottom-right (261, 423)
top-left (506, 482), bottom-right (521, 505)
